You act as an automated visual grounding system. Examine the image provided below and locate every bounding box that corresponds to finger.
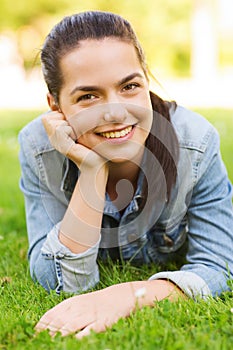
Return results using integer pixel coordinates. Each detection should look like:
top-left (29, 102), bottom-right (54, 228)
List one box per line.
top-left (36, 324), bottom-right (63, 338)
top-left (35, 296), bottom-right (83, 333)
top-left (75, 321), bottom-right (107, 339)
top-left (59, 125), bottom-right (77, 141)
top-left (35, 317), bottom-right (64, 333)
top-left (43, 120), bottom-right (69, 139)
top-left (48, 123), bottom-right (75, 142)
top-left (35, 319), bottom-right (65, 338)
top-left (36, 312), bottom-right (95, 338)
top-left (51, 121), bottom-right (69, 132)
top-left (43, 110), bottom-right (65, 121)
top-left (53, 124), bottom-right (74, 136)
top-left (42, 112), bottom-right (66, 129)
top-left (35, 308), bottom-right (66, 332)
top-left (35, 320), bottom-right (49, 333)
top-left (58, 315), bottom-right (95, 337)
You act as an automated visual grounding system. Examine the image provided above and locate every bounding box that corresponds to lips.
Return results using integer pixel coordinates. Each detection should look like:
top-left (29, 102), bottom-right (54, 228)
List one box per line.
top-left (98, 125), bottom-right (133, 139)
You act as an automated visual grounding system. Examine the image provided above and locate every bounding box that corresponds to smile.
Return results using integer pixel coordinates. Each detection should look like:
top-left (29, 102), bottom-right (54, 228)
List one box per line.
top-left (98, 126), bottom-right (133, 139)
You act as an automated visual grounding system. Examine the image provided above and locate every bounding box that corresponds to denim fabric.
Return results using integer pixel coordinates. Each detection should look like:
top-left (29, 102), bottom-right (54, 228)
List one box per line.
top-left (18, 105), bottom-right (233, 298)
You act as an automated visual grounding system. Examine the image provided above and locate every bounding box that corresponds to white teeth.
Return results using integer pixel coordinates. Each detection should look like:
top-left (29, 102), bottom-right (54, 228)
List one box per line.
top-left (99, 126), bottom-right (132, 139)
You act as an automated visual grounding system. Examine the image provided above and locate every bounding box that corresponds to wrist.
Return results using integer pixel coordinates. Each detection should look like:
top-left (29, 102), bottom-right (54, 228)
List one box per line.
top-left (80, 161), bottom-right (109, 180)
top-left (78, 164), bottom-right (108, 205)
top-left (131, 280), bottom-right (186, 308)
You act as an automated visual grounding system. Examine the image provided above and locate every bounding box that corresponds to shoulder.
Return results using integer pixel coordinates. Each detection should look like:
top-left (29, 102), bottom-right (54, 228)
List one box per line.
top-left (18, 112), bottom-right (54, 155)
top-left (18, 113), bottom-right (68, 189)
top-left (170, 105), bottom-right (219, 153)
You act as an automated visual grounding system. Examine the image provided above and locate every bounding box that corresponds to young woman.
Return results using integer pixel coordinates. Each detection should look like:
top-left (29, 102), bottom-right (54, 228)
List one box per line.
top-left (19, 11), bottom-right (233, 338)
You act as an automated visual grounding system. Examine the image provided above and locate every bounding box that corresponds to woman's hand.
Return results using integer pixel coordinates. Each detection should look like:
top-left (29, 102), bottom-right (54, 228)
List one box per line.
top-left (42, 111), bottom-right (105, 170)
top-left (35, 282), bottom-right (136, 339)
top-left (35, 280), bottom-right (183, 339)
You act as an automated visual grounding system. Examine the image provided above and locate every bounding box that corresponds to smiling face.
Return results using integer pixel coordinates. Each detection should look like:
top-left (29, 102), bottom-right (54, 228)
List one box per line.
top-left (49, 38), bottom-right (153, 163)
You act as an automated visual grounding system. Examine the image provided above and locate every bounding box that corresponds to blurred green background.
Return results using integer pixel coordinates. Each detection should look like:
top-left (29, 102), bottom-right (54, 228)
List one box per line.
top-left (0, 0), bottom-right (193, 75)
top-left (0, 0), bottom-right (233, 109)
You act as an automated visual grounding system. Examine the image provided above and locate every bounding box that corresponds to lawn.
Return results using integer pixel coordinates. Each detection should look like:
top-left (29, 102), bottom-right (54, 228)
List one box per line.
top-left (0, 108), bottom-right (232, 350)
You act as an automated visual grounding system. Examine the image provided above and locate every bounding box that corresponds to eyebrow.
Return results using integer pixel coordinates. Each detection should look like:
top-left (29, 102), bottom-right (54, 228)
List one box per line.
top-left (69, 72), bottom-right (144, 96)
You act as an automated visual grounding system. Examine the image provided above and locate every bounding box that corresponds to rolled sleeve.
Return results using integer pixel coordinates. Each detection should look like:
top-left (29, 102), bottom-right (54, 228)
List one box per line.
top-left (40, 222), bottom-right (100, 294)
top-left (148, 270), bottom-right (211, 299)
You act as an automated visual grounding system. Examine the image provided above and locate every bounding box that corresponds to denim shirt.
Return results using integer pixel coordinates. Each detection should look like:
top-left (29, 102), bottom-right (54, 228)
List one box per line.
top-left (18, 105), bottom-right (233, 298)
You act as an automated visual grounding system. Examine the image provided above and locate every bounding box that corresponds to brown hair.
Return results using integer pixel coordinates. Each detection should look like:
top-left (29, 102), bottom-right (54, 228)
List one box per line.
top-left (41, 11), bottom-right (179, 201)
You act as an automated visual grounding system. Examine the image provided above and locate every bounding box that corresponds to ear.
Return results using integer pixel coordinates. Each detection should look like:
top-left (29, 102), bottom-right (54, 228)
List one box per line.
top-left (47, 93), bottom-right (60, 111)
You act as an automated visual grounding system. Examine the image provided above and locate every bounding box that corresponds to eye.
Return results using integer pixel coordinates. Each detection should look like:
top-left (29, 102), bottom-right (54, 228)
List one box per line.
top-left (77, 94), bottom-right (97, 102)
top-left (122, 83), bottom-right (140, 92)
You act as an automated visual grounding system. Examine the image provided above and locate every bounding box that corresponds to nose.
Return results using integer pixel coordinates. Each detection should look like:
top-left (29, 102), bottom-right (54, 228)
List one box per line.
top-left (103, 102), bottom-right (127, 123)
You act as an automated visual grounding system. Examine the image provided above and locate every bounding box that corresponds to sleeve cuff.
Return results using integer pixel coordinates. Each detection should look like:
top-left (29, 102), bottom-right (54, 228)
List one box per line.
top-left (41, 222), bottom-right (100, 293)
top-left (41, 221), bottom-right (100, 259)
top-left (148, 270), bottom-right (211, 299)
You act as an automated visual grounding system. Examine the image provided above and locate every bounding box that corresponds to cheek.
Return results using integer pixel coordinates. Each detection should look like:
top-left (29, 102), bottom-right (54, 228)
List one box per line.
top-left (77, 132), bottom-right (104, 154)
top-left (127, 103), bottom-right (153, 130)
top-left (76, 134), bottom-right (91, 147)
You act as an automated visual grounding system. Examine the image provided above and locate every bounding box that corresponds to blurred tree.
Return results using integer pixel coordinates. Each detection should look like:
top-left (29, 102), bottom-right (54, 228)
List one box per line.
top-left (0, 0), bottom-right (69, 29)
top-left (0, 0), bottom-right (193, 76)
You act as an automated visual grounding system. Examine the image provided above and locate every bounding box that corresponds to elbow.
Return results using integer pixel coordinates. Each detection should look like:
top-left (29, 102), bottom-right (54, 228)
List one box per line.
top-left (30, 252), bottom-right (100, 294)
top-left (30, 253), bottom-right (59, 293)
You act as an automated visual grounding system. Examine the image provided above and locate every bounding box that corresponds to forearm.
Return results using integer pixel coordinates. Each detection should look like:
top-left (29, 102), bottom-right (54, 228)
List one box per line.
top-left (59, 165), bottom-right (108, 253)
top-left (129, 279), bottom-right (186, 309)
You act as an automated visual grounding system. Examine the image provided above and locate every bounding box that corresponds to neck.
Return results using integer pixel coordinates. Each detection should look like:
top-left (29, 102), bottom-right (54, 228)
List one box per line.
top-left (108, 161), bottom-right (139, 185)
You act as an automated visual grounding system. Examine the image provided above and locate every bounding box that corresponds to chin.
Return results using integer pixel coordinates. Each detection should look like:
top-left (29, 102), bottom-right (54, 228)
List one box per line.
top-left (107, 149), bottom-right (144, 164)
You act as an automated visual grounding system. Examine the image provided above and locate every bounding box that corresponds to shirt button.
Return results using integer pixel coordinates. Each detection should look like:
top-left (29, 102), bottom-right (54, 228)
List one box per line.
top-left (55, 252), bottom-right (65, 259)
top-left (163, 234), bottom-right (173, 246)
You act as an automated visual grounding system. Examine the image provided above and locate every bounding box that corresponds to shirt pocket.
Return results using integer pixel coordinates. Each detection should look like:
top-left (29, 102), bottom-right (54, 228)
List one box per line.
top-left (148, 217), bottom-right (188, 254)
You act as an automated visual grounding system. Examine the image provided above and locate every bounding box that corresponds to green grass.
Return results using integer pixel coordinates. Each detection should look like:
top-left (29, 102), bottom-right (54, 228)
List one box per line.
top-left (0, 108), bottom-right (232, 350)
